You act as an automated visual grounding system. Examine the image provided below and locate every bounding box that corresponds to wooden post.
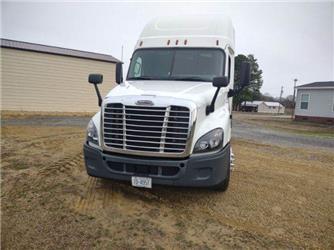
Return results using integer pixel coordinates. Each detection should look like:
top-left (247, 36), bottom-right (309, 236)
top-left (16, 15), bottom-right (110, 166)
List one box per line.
top-left (291, 79), bottom-right (298, 119)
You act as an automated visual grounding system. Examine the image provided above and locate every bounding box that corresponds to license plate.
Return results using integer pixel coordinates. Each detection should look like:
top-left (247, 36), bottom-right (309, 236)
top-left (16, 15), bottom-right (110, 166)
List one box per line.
top-left (131, 176), bottom-right (152, 189)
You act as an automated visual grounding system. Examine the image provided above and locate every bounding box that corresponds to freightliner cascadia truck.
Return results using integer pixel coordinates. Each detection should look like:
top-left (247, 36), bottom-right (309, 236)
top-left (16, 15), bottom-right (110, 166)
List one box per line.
top-left (84, 16), bottom-right (250, 191)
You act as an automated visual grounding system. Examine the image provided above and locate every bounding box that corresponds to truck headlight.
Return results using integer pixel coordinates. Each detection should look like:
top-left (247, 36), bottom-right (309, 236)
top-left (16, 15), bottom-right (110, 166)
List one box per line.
top-left (193, 128), bottom-right (223, 153)
top-left (87, 119), bottom-right (99, 145)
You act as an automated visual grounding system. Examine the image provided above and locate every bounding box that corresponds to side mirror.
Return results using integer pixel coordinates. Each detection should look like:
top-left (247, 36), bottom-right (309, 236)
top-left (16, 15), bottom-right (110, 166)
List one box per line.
top-left (213, 76), bottom-right (229, 88)
top-left (206, 76), bottom-right (229, 115)
top-left (240, 62), bottom-right (251, 87)
top-left (88, 74), bottom-right (103, 84)
top-left (227, 62), bottom-right (251, 99)
top-left (116, 62), bottom-right (123, 84)
top-left (88, 74), bottom-right (103, 107)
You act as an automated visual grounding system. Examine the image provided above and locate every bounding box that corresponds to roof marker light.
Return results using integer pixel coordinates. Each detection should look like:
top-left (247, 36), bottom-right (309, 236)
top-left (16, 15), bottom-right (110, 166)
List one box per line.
top-left (184, 39), bottom-right (187, 45)
top-left (175, 40), bottom-right (179, 45)
top-left (216, 40), bottom-right (219, 46)
top-left (139, 41), bottom-right (143, 46)
top-left (167, 40), bottom-right (170, 45)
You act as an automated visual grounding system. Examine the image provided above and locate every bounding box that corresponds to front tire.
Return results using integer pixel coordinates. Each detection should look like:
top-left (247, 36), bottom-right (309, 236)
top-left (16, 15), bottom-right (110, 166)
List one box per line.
top-left (213, 148), bottom-right (231, 192)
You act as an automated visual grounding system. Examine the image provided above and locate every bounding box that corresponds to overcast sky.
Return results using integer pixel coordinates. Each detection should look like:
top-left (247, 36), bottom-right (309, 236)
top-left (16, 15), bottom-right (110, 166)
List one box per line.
top-left (1, 1), bottom-right (333, 97)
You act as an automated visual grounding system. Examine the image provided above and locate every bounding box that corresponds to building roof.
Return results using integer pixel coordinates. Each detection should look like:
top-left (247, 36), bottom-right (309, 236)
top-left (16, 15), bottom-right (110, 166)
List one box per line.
top-left (242, 101), bottom-right (263, 107)
top-left (263, 101), bottom-right (283, 107)
top-left (296, 81), bottom-right (334, 89)
top-left (242, 101), bottom-right (284, 107)
top-left (0, 38), bottom-right (120, 63)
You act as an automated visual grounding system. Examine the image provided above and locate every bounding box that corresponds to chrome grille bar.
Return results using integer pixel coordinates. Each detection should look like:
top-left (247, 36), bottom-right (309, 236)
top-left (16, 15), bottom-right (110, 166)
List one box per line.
top-left (104, 132), bottom-right (187, 140)
top-left (104, 122), bottom-right (188, 129)
top-left (104, 128), bottom-right (188, 135)
top-left (122, 104), bottom-right (126, 150)
top-left (104, 118), bottom-right (189, 124)
top-left (105, 143), bottom-right (184, 151)
top-left (160, 106), bottom-right (170, 152)
top-left (105, 113), bottom-right (189, 118)
top-left (105, 107), bottom-right (189, 113)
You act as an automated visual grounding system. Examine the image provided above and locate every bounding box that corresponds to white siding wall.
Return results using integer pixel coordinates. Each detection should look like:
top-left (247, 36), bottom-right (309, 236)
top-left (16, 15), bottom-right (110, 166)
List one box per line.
top-left (295, 88), bottom-right (334, 118)
top-left (1, 48), bottom-right (117, 112)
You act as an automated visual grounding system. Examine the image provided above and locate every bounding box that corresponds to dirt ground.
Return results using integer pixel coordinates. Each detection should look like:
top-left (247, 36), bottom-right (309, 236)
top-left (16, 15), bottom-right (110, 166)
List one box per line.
top-left (1, 113), bottom-right (334, 249)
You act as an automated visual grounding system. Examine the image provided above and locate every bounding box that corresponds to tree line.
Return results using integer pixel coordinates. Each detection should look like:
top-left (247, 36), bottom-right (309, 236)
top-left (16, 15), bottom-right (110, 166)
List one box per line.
top-left (233, 54), bottom-right (294, 110)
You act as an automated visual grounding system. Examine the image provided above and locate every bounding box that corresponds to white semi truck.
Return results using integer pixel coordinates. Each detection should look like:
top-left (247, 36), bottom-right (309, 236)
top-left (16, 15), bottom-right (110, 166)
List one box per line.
top-left (84, 16), bottom-right (250, 191)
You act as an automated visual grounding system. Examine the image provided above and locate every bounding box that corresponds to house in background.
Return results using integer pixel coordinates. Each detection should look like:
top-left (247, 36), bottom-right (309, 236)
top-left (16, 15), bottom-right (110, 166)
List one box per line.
top-left (294, 81), bottom-right (334, 123)
top-left (1, 39), bottom-right (120, 112)
top-left (241, 101), bottom-right (285, 114)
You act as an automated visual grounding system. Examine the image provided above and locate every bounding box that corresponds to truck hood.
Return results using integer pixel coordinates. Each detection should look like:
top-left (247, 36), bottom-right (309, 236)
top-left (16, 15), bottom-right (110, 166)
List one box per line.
top-left (105, 80), bottom-right (218, 107)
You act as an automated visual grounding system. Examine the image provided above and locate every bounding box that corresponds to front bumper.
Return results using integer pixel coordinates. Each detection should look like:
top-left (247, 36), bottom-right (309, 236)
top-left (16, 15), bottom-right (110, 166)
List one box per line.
top-left (83, 143), bottom-right (230, 188)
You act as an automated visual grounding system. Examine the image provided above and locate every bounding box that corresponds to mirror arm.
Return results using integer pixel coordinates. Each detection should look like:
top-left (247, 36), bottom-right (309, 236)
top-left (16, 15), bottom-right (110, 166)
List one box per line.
top-left (93, 84), bottom-right (102, 107)
top-left (228, 89), bottom-right (235, 98)
top-left (206, 87), bottom-right (221, 115)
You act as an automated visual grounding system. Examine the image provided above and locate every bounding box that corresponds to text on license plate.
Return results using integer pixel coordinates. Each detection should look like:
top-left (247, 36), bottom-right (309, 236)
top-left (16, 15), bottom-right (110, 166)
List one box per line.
top-left (131, 176), bottom-right (152, 188)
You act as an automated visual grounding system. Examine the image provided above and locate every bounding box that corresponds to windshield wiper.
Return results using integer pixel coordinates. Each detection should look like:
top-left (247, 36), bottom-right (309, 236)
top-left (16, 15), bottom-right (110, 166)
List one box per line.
top-left (171, 76), bottom-right (208, 82)
top-left (128, 76), bottom-right (154, 80)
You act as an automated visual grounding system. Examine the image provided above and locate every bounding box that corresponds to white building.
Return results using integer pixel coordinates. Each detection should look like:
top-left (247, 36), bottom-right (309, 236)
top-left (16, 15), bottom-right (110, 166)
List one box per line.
top-left (295, 81), bottom-right (334, 123)
top-left (241, 101), bottom-right (285, 114)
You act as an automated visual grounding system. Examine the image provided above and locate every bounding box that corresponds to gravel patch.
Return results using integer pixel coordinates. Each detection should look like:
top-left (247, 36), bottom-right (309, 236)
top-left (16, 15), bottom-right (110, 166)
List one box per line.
top-left (233, 119), bottom-right (334, 150)
top-left (2, 116), bottom-right (90, 127)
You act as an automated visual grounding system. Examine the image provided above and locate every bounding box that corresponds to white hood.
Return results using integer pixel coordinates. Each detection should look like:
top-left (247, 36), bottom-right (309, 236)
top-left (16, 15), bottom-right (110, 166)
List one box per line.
top-left (105, 80), bottom-right (218, 108)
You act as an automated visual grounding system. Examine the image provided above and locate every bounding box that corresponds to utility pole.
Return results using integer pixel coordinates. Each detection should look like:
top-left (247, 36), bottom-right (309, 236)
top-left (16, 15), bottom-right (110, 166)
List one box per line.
top-left (278, 86), bottom-right (283, 114)
top-left (291, 78), bottom-right (298, 119)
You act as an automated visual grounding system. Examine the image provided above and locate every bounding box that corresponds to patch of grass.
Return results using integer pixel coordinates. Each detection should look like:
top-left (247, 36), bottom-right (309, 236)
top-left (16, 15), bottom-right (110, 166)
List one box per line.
top-left (155, 245), bottom-right (165, 250)
top-left (175, 221), bottom-right (185, 229)
top-left (8, 159), bottom-right (31, 170)
top-left (260, 121), bottom-right (334, 138)
top-left (175, 234), bottom-right (185, 241)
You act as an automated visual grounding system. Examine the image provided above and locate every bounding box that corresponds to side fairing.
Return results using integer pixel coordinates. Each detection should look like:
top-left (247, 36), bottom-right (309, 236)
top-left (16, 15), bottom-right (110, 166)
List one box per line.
top-left (190, 93), bottom-right (231, 153)
top-left (92, 111), bottom-right (102, 147)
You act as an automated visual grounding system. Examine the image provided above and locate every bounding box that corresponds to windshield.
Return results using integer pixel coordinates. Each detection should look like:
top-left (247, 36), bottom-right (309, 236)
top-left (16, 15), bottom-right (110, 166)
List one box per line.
top-left (127, 48), bottom-right (225, 82)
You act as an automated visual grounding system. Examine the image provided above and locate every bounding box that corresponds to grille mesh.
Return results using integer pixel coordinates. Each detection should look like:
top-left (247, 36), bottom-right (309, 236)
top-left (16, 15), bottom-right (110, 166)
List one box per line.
top-left (103, 103), bottom-right (190, 154)
top-left (107, 161), bottom-right (180, 177)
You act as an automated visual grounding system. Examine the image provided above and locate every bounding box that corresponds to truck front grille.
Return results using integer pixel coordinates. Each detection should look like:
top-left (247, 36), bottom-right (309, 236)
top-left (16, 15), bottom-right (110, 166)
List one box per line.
top-left (103, 103), bottom-right (190, 154)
